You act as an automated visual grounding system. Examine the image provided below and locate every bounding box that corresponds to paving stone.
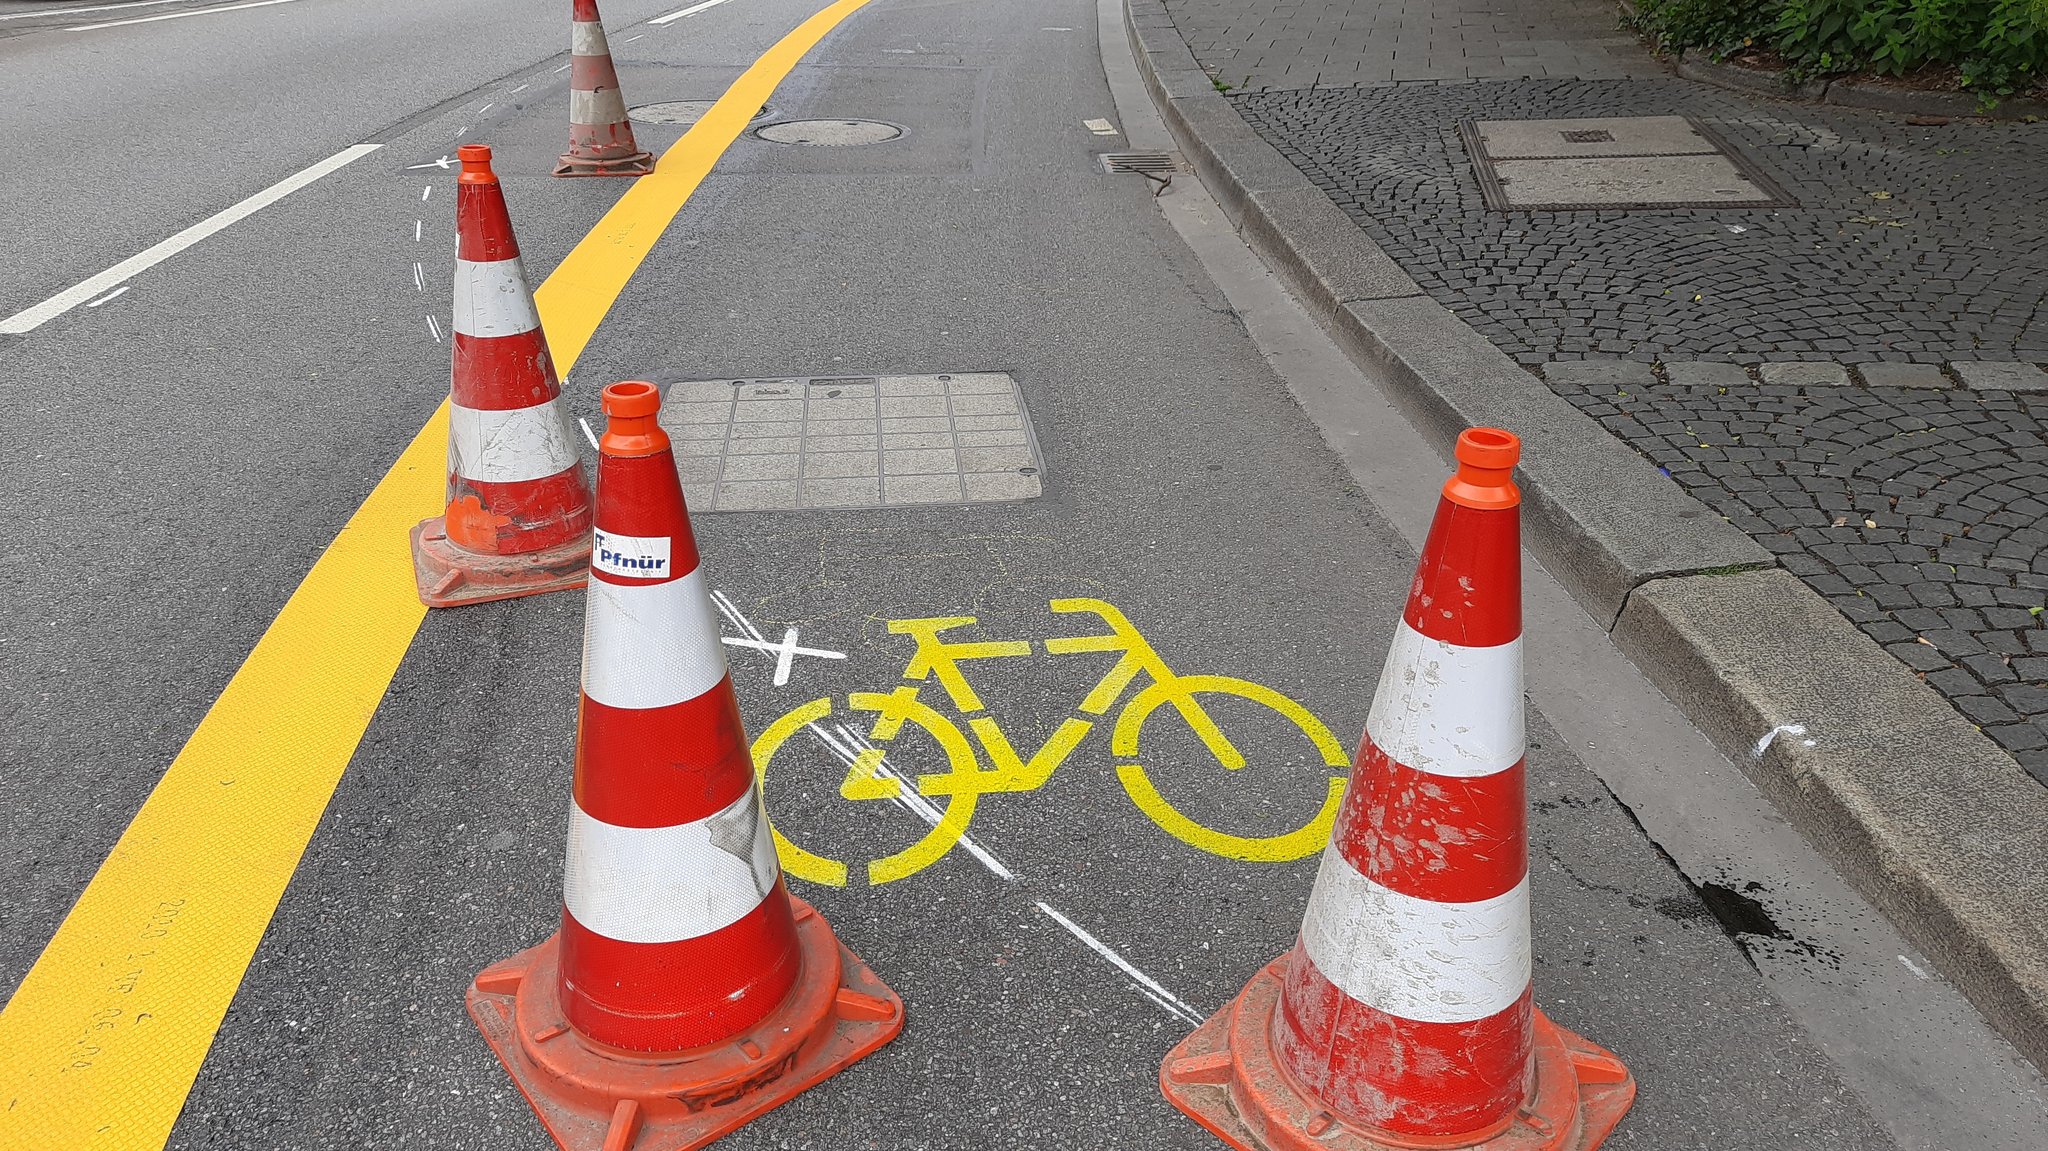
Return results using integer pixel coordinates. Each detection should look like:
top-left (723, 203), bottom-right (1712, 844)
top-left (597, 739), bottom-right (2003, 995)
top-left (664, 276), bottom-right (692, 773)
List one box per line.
top-left (1760, 361), bottom-right (1851, 387)
top-left (1229, 81), bottom-right (2048, 366)
top-left (1860, 362), bottom-right (1951, 389)
top-left (1952, 361), bottom-right (2048, 392)
top-left (1192, 43), bottom-right (2048, 785)
top-left (1665, 361), bottom-right (1751, 388)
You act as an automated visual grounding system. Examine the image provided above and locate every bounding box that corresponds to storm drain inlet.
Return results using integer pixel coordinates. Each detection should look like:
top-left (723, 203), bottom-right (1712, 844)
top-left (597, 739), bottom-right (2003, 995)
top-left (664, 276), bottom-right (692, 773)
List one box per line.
top-left (1099, 151), bottom-right (1181, 175)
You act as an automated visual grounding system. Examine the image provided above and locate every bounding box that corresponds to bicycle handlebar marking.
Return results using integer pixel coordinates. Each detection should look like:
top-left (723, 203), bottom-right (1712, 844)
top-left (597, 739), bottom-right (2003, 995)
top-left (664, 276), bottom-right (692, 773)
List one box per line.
top-left (751, 598), bottom-right (1351, 886)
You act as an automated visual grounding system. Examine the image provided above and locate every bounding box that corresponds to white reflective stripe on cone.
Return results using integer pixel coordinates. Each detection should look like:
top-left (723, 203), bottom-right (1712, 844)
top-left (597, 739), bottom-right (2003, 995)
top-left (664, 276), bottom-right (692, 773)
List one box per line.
top-left (563, 786), bottom-right (780, 944)
top-left (582, 568), bottom-right (729, 709)
top-left (569, 86), bottom-right (630, 127)
top-left (1364, 623), bottom-right (1524, 778)
top-left (449, 399), bottom-right (583, 485)
top-left (570, 19), bottom-right (609, 56)
top-left (452, 257), bottom-right (541, 338)
top-left (1298, 843), bottom-right (1530, 1024)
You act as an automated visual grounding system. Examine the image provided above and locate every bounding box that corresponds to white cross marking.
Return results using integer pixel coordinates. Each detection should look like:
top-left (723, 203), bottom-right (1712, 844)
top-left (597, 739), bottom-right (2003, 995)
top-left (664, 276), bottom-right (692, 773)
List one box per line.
top-left (721, 628), bottom-right (845, 686)
top-left (405, 155), bottom-right (453, 170)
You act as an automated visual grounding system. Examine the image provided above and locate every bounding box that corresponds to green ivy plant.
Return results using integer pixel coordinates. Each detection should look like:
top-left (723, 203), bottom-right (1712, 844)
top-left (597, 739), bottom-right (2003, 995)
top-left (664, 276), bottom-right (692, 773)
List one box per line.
top-left (1629, 0), bottom-right (2047, 95)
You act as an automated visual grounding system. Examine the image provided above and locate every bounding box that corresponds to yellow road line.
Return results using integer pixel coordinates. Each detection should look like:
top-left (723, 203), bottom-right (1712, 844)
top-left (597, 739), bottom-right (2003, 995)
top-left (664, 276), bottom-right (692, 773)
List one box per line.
top-left (0, 2), bottom-right (873, 1145)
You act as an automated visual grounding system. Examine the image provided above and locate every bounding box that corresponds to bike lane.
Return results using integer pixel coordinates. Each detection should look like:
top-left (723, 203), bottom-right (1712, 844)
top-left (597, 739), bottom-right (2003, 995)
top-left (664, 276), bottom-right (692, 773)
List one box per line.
top-left (157, 0), bottom-right (1904, 1147)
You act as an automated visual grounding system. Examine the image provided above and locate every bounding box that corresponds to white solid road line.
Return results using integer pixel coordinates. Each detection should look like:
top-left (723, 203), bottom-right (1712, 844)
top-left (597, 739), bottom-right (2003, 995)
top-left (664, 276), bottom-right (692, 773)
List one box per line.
top-left (67, 0), bottom-right (302, 32)
top-left (1034, 902), bottom-right (1205, 1025)
top-left (0, 0), bottom-right (188, 22)
top-left (0, 143), bottom-right (380, 335)
top-left (652, 0), bottom-right (738, 25)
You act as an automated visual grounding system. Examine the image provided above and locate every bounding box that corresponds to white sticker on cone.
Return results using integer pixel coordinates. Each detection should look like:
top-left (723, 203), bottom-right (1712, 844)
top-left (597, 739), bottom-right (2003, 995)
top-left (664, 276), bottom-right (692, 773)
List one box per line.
top-left (593, 529), bottom-right (672, 578)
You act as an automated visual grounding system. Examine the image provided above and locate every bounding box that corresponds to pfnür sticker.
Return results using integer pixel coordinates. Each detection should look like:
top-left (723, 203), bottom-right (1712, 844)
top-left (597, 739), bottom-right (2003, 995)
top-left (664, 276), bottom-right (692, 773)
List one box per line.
top-left (593, 529), bottom-right (672, 578)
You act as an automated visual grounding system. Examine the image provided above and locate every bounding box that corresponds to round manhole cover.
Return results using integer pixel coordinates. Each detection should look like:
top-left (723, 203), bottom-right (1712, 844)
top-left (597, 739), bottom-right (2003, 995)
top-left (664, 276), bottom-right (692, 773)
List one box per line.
top-left (754, 119), bottom-right (903, 146)
top-left (628, 101), bottom-right (770, 126)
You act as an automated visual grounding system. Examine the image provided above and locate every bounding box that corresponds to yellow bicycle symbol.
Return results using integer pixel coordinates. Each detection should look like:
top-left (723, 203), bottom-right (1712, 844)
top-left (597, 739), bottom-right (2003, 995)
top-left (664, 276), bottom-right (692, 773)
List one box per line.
top-left (751, 598), bottom-right (1350, 886)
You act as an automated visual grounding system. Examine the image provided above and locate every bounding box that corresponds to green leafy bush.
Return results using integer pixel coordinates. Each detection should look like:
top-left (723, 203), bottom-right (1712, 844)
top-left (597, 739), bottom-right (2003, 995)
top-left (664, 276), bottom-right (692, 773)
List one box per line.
top-left (1627, 0), bottom-right (2048, 95)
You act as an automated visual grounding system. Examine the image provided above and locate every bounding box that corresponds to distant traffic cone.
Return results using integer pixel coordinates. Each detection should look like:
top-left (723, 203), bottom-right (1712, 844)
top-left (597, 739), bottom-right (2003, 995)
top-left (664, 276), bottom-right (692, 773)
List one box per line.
top-left (466, 380), bottom-right (903, 1151)
top-left (410, 144), bottom-right (593, 608)
top-left (1160, 429), bottom-right (1635, 1151)
top-left (555, 0), bottom-right (654, 177)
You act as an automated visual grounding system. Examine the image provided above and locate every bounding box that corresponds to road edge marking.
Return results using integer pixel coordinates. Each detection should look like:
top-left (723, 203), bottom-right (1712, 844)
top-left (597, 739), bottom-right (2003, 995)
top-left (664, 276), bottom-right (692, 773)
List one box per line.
top-left (0, 143), bottom-right (380, 335)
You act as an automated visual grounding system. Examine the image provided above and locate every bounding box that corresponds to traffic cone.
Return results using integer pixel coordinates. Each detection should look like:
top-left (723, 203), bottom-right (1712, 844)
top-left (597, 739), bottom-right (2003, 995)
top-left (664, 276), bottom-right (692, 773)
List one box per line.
top-left (410, 144), bottom-right (593, 609)
top-left (1160, 429), bottom-right (1635, 1151)
top-left (555, 0), bottom-right (655, 177)
top-left (466, 380), bottom-right (903, 1151)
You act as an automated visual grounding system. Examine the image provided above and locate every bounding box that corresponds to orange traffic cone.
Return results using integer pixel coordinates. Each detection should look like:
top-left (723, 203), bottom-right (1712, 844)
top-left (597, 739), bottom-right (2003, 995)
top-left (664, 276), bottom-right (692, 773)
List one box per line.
top-left (555, 0), bottom-right (654, 177)
top-left (466, 381), bottom-right (902, 1151)
top-left (410, 145), bottom-right (594, 608)
top-left (1160, 429), bottom-right (1635, 1151)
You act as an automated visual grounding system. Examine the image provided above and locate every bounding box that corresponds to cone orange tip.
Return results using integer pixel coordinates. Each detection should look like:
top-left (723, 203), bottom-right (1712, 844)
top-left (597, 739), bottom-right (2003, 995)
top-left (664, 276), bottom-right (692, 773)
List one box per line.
top-left (1444, 427), bottom-right (1521, 510)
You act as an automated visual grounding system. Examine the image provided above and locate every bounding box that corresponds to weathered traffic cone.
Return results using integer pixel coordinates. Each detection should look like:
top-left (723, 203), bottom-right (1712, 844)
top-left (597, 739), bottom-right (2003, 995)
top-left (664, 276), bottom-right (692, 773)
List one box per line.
top-left (466, 381), bottom-right (903, 1151)
top-left (410, 144), bottom-right (593, 608)
top-left (555, 0), bottom-right (655, 177)
top-left (1160, 428), bottom-right (1635, 1151)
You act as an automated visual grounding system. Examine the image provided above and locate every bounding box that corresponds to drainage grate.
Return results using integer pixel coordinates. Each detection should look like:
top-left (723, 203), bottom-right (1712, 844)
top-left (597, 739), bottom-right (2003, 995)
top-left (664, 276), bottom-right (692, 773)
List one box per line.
top-left (1099, 151), bottom-right (1181, 175)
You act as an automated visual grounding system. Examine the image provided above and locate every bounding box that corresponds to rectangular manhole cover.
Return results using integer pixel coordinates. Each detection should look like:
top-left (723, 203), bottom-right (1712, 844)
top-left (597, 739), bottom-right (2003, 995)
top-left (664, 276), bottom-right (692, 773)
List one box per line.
top-left (1459, 116), bottom-right (1794, 211)
top-left (659, 373), bottom-right (1044, 513)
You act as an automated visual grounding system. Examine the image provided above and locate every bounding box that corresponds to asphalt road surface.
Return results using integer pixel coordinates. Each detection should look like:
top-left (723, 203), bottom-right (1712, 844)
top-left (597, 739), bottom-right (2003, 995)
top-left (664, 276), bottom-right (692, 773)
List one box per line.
top-left (2, 0), bottom-right (2046, 1148)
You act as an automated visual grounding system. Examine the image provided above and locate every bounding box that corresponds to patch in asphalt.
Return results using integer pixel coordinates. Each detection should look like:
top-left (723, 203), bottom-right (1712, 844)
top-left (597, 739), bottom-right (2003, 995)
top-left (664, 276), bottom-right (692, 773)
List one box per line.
top-left (659, 374), bottom-right (1046, 512)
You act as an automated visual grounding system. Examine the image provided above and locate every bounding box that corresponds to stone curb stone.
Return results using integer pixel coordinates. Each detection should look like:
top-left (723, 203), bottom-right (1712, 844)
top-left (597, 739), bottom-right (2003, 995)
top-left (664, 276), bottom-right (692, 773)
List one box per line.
top-left (1952, 361), bottom-right (2048, 391)
top-left (1614, 568), bottom-right (2048, 1073)
top-left (1127, 0), bottom-right (2048, 1077)
top-left (1334, 298), bottom-right (1771, 623)
top-left (1858, 361), bottom-right (1951, 389)
top-left (1827, 79), bottom-right (2048, 120)
top-left (1664, 360), bottom-right (1750, 388)
top-left (1126, 0), bottom-right (1769, 628)
top-left (1760, 361), bottom-right (1851, 387)
top-left (1673, 47), bottom-right (2048, 121)
top-left (1675, 53), bottom-right (1829, 101)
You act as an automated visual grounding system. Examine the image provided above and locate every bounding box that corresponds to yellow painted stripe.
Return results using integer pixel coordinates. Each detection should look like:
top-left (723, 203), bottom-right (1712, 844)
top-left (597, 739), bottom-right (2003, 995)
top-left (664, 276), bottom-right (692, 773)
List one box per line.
top-left (0, 2), bottom-right (873, 1146)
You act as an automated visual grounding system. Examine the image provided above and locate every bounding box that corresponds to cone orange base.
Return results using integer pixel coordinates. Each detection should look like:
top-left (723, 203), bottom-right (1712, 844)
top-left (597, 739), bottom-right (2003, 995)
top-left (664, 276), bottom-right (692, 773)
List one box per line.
top-left (467, 899), bottom-right (903, 1151)
top-left (1161, 958), bottom-right (1635, 1151)
top-left (409, 518), bottom-right (591, 608)
top-left (553, 151), bottom-right (654, 177)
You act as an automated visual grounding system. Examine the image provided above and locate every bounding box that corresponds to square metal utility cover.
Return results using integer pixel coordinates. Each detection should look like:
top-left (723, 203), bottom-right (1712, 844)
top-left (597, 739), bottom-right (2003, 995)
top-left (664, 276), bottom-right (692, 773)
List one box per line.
top-left (659, 373), bottom-right (1044, 513)
top-left (1460, 116), bottom-right (1794, 211)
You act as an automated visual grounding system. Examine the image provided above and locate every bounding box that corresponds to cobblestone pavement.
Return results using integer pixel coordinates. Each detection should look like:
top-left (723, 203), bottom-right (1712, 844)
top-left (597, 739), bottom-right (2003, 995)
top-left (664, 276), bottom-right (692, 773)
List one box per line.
top-left (1165, 0), bottom-right (1657, 90)
top-left (1546, 360), bottom-right (2048, 783)
top-left (1155, 0), bottom-right (2048, 784)
top-left (1233, 79), bottom-right (2048, 364)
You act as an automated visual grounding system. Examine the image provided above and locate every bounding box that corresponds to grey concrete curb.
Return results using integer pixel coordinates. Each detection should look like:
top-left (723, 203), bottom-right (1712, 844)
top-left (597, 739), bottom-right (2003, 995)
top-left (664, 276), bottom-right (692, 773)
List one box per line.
top-left (1674, 54), bottom-right (1829, 102)
top-left (1616, 570), bottom-right (2048, 1072)
top-left (1125, 0), bottom-right (2048, 1077)
top-left (1675, 50), bottom-right (2048, 120)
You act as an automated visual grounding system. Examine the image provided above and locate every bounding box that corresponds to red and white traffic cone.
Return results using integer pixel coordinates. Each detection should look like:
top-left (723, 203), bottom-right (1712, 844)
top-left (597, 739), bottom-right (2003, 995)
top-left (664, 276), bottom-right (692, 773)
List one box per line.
top-left (555, 0), bottom-right (654, 177)
top-left (467, 381), bottom-right (902, 1151)
top-left (1160, 429), bottom-right (1635, 1151)
top-left (410, 144), bottom-right (593, 609)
